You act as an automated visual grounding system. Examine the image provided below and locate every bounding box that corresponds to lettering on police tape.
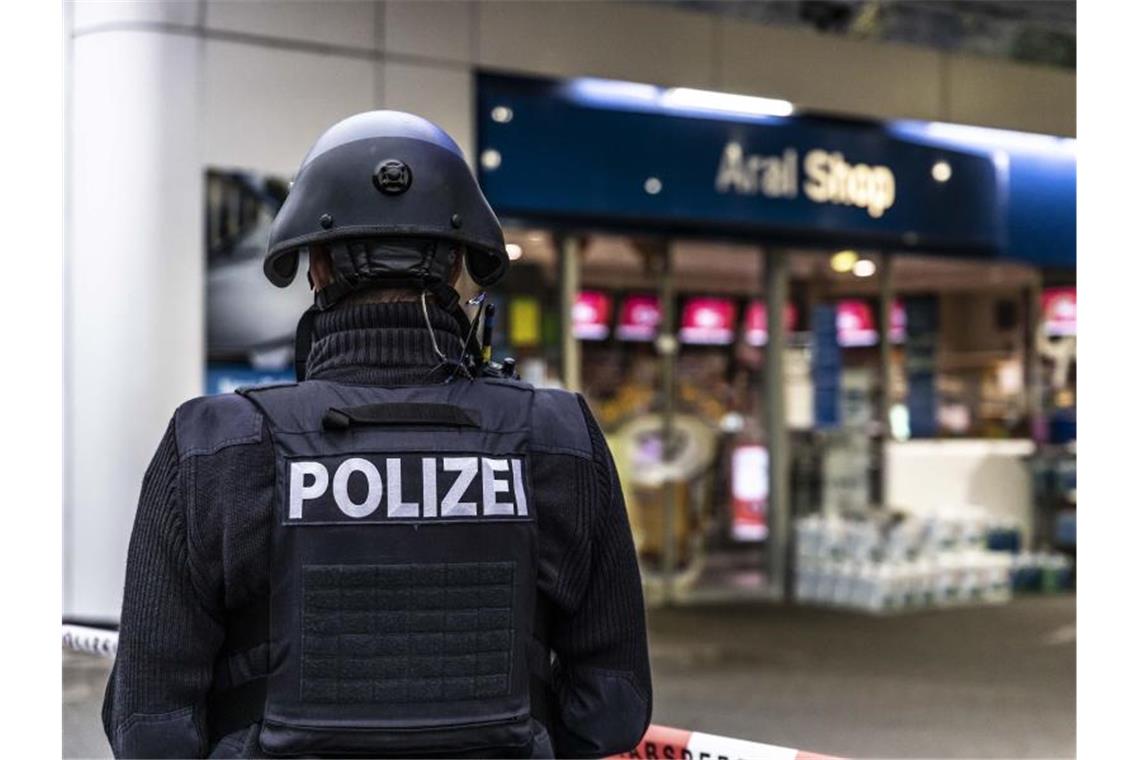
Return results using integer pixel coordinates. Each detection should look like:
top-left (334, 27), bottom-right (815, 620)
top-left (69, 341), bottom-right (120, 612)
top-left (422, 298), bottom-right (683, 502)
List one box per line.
top-left (618, 738), bottom-right (798, 760)
top-left (612, 725), bottom-right (817, 760)
top-left (622, 743), bottom-right (723, 760)
top-left (286, 454), bottom-right (530, 523)
top-left (62, 625), bottom-right (119, 658)
top-left (715, 142), bottom-right (896, 219)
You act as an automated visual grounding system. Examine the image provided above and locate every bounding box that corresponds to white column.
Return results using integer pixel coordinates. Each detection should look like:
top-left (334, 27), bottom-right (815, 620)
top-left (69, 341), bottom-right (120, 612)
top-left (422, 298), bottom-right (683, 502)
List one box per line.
top-left (66, 20), bottom-right (203, 620)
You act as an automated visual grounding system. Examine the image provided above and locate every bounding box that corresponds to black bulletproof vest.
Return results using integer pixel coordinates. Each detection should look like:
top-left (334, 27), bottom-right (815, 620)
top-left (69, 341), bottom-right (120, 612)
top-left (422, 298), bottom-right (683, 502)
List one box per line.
top-left (240, 378), bottom-right (540, 757)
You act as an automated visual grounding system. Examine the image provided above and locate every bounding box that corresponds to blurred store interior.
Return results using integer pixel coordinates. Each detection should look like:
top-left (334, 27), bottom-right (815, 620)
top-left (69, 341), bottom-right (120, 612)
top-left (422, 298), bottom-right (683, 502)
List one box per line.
top-left (64, 1), bottom-right (1076, 757)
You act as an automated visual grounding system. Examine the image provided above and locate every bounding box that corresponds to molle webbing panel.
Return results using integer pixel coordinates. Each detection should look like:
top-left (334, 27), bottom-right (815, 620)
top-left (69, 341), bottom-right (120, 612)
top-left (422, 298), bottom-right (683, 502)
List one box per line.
top-left (301, 562), bottom-right (515, 705)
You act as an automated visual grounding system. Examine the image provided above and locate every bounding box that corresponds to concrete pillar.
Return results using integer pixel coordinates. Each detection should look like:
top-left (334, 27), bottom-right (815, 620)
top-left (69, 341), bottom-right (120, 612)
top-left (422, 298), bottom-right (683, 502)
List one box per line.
top-left (659, 241), bottom-right (678, 603)
top-left (764, 247), bottom-right (791, 600)
top-left (66, 16), bottom-right (203, 620)
top-left (1024, 273), bottom-right (1046, 548)
top-left (877, 253), bottom-right (894, 508)
top-left (1025, 273), bottom-right (1045, 442)
top-left (558, 235), bottom-right (581, 392)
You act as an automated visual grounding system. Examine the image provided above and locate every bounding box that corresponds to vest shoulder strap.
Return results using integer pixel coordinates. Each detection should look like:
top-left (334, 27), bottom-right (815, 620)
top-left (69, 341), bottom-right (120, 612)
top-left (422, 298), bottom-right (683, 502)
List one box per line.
top-left (174, 393), bottom-right (264, 460)
top-left (531, 389), bottom-right (592, 459)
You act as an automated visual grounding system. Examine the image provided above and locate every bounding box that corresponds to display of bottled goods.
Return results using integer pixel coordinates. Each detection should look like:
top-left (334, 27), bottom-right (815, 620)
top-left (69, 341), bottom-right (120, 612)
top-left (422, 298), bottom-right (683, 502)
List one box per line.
top-left (1010, 551), bottom-right (1075, 592)
top-left (794, 508), bottom-right (1018, 613)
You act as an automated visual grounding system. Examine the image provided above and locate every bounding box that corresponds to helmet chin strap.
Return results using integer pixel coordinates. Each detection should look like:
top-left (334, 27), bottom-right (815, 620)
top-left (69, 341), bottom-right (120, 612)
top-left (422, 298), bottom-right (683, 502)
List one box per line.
top-left (421, 290), bottom-right (449, 366)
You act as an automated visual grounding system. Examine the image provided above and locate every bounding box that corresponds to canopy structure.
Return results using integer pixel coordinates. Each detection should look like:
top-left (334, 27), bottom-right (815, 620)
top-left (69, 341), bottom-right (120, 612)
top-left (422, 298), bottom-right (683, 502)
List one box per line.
top-left (476, 72), bottom-right (1075, 268)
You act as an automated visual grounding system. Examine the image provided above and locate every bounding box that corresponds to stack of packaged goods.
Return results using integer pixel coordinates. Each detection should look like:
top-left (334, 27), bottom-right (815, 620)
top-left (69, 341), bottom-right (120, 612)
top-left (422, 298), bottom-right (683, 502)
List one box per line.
top-left (982, 521), bottom-right (1075, 592)
top-left (1010, 551), bottom-right (1075, 593)
top-left (794, 507), bottom-right (1014, 614)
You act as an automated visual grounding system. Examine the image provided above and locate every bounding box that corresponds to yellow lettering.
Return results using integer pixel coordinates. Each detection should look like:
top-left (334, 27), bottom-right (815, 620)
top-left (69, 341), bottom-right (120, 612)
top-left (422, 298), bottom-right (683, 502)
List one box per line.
top-left (868, 166), bottom-right (895, 218)
top-left (803, 149), bottom-right (829, 203)
top-left (715, 142), bottom-right (756, 194)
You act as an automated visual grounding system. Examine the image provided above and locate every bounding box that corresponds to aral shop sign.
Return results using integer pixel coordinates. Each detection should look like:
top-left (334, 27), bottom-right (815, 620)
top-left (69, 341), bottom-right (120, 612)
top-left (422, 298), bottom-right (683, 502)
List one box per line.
top-left (477, 73), bottom-right (1007, 255)
top-left (715, 142), bottom-right (896, 219)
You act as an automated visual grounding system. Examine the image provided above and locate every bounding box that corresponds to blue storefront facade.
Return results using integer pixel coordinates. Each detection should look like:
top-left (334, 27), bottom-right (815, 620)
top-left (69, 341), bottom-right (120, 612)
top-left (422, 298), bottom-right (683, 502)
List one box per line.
top-left (475, 72), bottom-right (1075, 269)
top-left (474, 72), bottom-right (1076, 601)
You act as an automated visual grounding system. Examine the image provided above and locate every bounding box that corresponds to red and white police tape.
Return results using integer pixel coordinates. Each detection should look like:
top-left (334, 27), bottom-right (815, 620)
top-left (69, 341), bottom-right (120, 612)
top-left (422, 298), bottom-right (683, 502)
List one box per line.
top-left (608, 724), bottom-right (842, 760)
top-left (63, 623), bottom-right (118, 658)
top-left (64, 624), bottom-right (843, 760)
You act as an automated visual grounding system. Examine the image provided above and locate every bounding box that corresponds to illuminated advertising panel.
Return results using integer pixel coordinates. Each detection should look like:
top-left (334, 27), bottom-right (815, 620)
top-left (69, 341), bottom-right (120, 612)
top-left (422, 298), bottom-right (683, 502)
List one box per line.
top-left (890, 299), bottom-right (906, 343)
top-left (836, 300), bottom-right (877, 347)
top-left (835, 299), bottom-right (906, 347)
top-left (616, 293), bottom-right (662, 342)
top-left (731, 444), bottom-right (769, 541)
top-left (744, 300), bottom-right (798, 346)
top-left (572, 290), bottom-right (612, 340)
top-left (1042, 287), bottom-right (1076, 337)
top-left (679, 297), bottom-right (737, 345)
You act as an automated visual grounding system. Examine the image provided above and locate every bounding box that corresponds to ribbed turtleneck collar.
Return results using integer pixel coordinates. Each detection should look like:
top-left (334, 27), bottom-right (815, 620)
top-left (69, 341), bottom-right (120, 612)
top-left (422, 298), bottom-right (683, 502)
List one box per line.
top-left (305, 302), bottom-right (467, 385)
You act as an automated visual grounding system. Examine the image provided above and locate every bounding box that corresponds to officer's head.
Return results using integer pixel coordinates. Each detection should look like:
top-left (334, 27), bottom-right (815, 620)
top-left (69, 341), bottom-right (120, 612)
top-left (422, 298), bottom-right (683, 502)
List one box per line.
top-left (306, 241), bottom-right (479, 307)
top-left (264, 111), bottom-right (508, 313)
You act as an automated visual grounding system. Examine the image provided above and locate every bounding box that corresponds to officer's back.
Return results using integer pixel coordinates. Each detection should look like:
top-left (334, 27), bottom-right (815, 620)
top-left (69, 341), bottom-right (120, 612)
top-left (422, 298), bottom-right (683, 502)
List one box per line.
top-left (102, 111), bottom-right (652, 759)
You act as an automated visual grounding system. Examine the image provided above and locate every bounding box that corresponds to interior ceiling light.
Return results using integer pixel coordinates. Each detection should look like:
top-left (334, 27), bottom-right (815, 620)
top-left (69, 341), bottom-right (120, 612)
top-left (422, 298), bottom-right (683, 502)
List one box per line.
top-left (564, 77), bottom-right (795, 122)
top-left (566, 77), bottom-right (659, 105)
top-left (853, 259), bottom-right (877, 278)
top-left (831, 249), bottom-right (859, 273)
top-left (490, 105), bottom-right (513, 123)
top-left (644, 177), bottom-right (663, 195)
top-left (931, 160), bottom-right (952, 182)
top-left (505, 243), bottom-right (523, 261)
top-left (660, 87), bottom-right (794, 117)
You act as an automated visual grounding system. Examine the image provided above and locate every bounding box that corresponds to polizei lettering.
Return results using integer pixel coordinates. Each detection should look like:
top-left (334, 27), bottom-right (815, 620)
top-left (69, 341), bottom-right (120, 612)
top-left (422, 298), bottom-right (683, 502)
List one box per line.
top-left (286, 454), bottom-right (529, 523)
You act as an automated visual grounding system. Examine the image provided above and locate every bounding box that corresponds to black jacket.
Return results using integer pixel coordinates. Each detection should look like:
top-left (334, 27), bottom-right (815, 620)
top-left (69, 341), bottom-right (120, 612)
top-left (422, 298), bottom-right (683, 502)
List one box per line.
top-left (101, 302), bottom-right (652, 758)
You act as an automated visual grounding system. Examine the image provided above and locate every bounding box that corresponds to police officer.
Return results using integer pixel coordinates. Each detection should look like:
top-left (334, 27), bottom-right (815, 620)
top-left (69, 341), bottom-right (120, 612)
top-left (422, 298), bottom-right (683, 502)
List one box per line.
top-left (102, 112), bottom-right (652, 758)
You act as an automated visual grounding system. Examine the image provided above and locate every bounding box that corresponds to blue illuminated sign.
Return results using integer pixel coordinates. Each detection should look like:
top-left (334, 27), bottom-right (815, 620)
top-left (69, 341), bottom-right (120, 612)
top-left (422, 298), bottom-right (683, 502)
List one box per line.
top-left (476, 73), bottom-right (1075, 267)
top-left (889, 121), bottom-right (1075, 268)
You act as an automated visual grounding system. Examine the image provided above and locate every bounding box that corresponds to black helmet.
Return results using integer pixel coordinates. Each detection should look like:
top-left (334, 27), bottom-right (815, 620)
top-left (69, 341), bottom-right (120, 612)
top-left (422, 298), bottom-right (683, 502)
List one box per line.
top-left (265, 111), bottom-right (509, 308)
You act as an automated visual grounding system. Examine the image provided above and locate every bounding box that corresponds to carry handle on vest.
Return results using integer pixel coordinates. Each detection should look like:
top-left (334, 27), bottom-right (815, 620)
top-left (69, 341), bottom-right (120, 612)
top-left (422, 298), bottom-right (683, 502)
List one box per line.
top-left (322, 402), bottom-right (481, 431)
